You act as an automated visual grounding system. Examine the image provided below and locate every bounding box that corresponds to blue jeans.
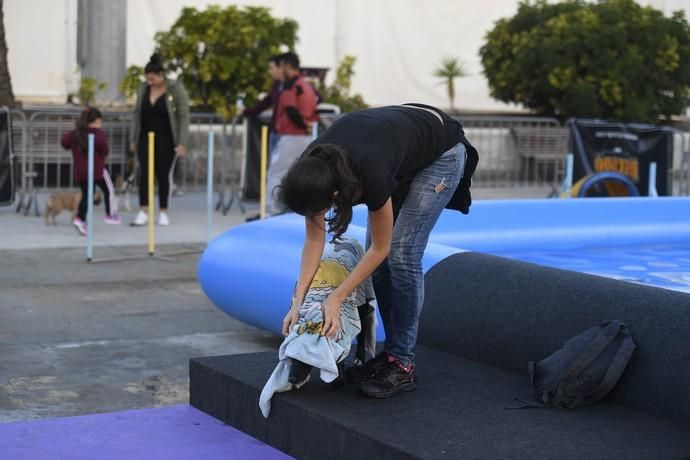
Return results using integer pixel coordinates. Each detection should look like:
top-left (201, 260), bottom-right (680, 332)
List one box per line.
top-left (367, 142), bottom-right (466, 365)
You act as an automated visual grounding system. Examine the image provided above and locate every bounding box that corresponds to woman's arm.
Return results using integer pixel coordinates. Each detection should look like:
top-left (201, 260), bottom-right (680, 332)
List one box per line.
top-left (129, 84), bottom-right (144, 153)
top-left (322, 198), bottom-right (393, 337)
top-left (295, 213), bottom-right (327, 304)
top-left (174, 83), bottom-right (190, 152)
top-left (282, 213), bottom-right (326, 335)
top-left (242, 91), bottom-right (273, 118)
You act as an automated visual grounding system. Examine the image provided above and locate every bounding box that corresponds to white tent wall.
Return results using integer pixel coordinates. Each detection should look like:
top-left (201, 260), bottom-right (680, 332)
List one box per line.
top-left (333, 0), bottom-right (522, 110)
top-left (4, 0), bottom-right (690, 111)
top-left (5, 0), bottom-right (78, 104)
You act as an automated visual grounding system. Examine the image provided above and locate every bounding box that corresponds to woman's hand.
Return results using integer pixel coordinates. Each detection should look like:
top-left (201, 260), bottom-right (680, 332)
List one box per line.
top-left (175, 145), bottom-right (186, 157)
top-left (282, 308), bottom-right (299, 336)
top-left (130, 143), bottom-right (136, 154)
top-left (322, 293), bottom-right (344, 338)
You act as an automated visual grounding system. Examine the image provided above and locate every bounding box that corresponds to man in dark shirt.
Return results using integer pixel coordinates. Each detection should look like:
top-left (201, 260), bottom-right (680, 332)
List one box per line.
top-left (242, 54), bottom-right (284, 154)
top-left (278, 104), bottom-right (478, 398)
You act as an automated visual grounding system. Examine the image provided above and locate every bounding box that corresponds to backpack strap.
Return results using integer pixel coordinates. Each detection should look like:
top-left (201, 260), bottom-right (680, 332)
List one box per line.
top-left (559, 321), bottom-right (626, 385)
top-left (578, 331), bottom-right (636, 406)
top-left (549, 383), bottom-right (568, 408)
top-left (504, 398), bottom-right (545, 410)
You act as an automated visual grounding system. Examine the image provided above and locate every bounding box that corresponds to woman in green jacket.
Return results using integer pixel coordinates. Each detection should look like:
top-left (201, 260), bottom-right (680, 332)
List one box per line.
top-left (130, 53), bottom-right (190, 226)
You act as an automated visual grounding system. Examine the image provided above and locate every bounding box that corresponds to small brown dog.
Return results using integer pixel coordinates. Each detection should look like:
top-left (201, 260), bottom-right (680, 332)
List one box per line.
top-left (44, 190), bottom-right (101, 225)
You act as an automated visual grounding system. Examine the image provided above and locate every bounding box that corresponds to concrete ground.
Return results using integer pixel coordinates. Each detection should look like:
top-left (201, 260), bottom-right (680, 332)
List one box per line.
top-left (0, 187), bottom-right (549, 424)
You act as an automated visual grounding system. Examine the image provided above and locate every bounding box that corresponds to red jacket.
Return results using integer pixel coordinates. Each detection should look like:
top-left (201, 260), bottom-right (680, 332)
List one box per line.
top-left (275, 74), bottom-right (319, 135)
top-left (61, 128), bottom-right (109, 182)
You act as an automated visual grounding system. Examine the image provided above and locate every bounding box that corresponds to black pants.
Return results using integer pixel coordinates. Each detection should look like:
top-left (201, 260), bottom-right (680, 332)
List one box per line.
top-left (77, 169), bottom-right (115, 221)
top-left (138, 133), bottom-right (177, 209)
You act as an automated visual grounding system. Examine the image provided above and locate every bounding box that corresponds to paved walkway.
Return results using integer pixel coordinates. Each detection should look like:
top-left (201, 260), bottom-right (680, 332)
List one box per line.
top-left (2, 192), bottom-right (258, 251)
top-left (2, 187), bottom-right (551, 250)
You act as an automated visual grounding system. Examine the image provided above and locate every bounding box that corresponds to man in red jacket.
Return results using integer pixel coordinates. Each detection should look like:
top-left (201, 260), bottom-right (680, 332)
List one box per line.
top-left (274, 52), bottom-right (319, 136)
top-left (266, 52), bottom-right (319, 214)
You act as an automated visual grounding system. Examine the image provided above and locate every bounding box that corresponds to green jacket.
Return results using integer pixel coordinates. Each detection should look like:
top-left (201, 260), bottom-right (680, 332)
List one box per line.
top-left (130, 79), bottom-right (190, 147)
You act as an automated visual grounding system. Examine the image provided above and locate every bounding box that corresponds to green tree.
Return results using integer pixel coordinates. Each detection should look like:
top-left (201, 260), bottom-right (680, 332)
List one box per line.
top-left (77, 76), bottom-right (107, 106)
top-left (480, 0), bottom-right (690, 122)
top-left (153, 5), bottom-right (297, 118)
top-left (318, 55), bottom-right (367, 112)
top-left (434, 57), bottom-right (467, 113)
top-left (119, 65), bottom-right (144, 101)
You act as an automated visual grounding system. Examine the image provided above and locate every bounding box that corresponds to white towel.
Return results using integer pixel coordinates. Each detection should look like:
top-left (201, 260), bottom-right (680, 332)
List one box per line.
top-left (259, 237), bottom-right (376, 417)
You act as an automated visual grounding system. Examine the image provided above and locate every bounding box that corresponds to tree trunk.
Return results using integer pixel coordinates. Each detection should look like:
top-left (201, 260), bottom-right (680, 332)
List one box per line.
top-left (447, 80), bottom-right (455, 113)
top-left (0, 0), bottom-right (16, 107)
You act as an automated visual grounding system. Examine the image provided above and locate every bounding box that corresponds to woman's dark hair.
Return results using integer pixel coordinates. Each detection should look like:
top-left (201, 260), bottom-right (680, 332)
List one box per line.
top-left (144, 53), bottom-right (165, 74)
top-left (269, 54), bottom-right (282, 65)
top-left (75, 106), bottom-right (102, 155)
top-left (277, 143), bottom-right (361, 240)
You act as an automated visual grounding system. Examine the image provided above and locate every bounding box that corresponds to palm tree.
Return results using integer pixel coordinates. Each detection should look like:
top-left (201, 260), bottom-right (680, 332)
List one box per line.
top-left (0, 0), bottom-right (15, 107)
top-left (434, 57), bottom-right (467, 113)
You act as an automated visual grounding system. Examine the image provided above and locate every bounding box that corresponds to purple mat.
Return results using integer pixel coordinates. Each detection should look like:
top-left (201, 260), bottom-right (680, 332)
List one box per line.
top-left (0, 405), bottom-right (293, 460)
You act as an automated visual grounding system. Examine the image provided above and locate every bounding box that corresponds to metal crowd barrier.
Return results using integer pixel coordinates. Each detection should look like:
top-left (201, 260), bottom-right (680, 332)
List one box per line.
top-left (12, 108), bottom-right (239, 216)
top-left (7, 109), bottom-right (690, 216)
top-left (454, 115), bottom-right (565, 188)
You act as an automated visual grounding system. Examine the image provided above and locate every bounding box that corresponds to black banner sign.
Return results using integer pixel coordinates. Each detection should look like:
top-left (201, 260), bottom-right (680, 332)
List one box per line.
top-left (568, 118), bottom-right (673, 196)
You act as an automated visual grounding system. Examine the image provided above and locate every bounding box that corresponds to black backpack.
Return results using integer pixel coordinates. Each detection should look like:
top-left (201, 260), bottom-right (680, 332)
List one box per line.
top-left (525, 320), bottom-right (636, 409)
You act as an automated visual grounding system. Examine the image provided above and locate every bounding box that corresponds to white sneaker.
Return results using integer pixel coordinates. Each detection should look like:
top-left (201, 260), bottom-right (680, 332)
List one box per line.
top-left (158, 211), bottom-right (170, 226)
top-left (132, 210), bottom-right (148, 226)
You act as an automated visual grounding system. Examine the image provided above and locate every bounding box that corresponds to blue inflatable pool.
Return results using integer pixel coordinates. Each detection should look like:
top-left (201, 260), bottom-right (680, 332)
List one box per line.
top-left (198, 197), bottom-right (690, 337)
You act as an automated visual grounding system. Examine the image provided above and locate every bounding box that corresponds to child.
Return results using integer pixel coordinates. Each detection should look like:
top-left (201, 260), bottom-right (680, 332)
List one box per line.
top-left (259, 237), bottom-right (377, 418)
top-left (61, 107), bottom-right (120, 235)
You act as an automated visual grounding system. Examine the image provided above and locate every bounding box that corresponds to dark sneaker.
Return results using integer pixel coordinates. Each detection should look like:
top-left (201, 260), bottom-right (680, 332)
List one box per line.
top-left (346, 351), bottom-right (390, 384)
top-left (360, 358), bottom-right (416, 398)
top-left (289, 358), bottom-right (312, 384)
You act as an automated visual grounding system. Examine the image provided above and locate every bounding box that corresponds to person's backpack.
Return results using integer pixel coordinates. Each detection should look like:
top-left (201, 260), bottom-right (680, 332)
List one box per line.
top-left (525, 320), bottom-right (636, 409)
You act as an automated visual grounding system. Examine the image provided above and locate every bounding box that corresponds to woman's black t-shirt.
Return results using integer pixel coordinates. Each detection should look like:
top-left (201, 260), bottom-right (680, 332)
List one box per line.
top-left (311, 104), bottom-right (463, 210)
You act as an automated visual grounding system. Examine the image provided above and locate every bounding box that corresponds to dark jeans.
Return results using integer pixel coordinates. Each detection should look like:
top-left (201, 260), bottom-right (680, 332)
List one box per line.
top-left (367, 142), bottom-right (466, 365)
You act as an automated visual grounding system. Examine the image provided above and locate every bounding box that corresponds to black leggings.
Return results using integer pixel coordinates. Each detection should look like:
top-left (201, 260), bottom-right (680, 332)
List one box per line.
top-left (138, 138), bottom-right (177, 209)
top-left (77, 169), bottom-right (116, 221)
